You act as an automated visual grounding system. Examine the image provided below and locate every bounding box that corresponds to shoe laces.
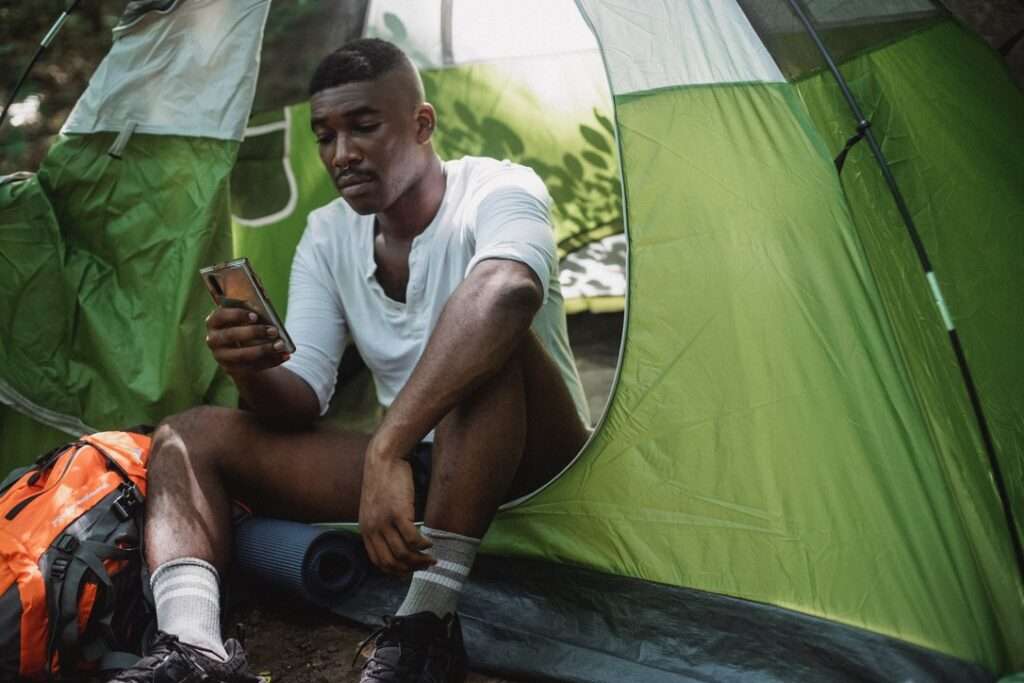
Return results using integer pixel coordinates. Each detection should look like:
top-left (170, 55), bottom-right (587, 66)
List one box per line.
top-left (353, 615), bottom-right (433, 678)
top-left (113, 632), bottom-right (222, 682)
top-left (352, 616), bottom-right (396, 667)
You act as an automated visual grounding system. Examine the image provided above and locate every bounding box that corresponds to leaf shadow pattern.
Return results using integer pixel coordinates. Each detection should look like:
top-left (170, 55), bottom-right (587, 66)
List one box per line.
top-left (528, 109), bottom-right (623, 256)
top-left (426, 72), bottom-right (623, 258)
top-left (369, 10), bottom-right (623, 257)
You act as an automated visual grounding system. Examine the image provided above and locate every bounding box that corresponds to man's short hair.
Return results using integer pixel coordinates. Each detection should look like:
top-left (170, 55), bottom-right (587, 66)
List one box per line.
top-left (308, 38), bottom-right (409, 97)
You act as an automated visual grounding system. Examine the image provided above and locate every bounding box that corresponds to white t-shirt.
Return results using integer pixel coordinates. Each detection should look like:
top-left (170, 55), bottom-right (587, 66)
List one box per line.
top-left (282, 156), bottom-right (591, 433)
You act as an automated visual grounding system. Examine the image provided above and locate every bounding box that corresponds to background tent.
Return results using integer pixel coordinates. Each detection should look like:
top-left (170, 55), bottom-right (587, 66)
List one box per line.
top-left (1, 0), bottom-right (1023, 680)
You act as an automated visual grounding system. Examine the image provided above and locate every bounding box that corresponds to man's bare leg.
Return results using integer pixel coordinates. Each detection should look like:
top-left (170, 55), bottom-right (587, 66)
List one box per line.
top-left (145, 407), bottom-right (371, 569)
top-left (144, 407), bottom-right (371, 658)
top-left (394, 332), bottom-right (589, 618)
top-left (428, 332), bottom-right (587, 534)
top-left (144, 333), bottom-right (586, 658)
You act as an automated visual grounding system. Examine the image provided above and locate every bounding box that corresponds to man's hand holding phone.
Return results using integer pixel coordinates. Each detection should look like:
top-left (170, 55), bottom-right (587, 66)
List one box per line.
top-left (200, 258), bottom-right (295, 378)
top-left (204, 306), bottom-right (291, 377)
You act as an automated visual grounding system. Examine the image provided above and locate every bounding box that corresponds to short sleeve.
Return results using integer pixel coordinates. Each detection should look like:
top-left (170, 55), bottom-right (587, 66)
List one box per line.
top-left (280, 217), bottom-right (349, 415)
top-left (464, 168), bottom-right (557, 300)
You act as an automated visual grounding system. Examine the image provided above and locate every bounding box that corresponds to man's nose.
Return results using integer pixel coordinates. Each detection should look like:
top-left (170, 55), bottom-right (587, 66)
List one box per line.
top-left (332, 136), bottom-right (362, 169)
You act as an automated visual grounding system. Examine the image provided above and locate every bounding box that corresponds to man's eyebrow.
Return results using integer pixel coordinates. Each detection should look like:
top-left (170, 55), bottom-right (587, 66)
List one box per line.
top-left (341, 105), bottom-right (380, 118)
top-left (311, 105), bottom-right (381, 128)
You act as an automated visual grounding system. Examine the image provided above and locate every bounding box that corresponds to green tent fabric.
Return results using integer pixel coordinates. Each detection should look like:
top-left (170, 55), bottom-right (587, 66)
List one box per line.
top-left (1, 0), bottom-right (1022, 679)
top-left (794, 20), bottom-right (1024, 560)
top-left (0, 0), bottom-right (269, 453)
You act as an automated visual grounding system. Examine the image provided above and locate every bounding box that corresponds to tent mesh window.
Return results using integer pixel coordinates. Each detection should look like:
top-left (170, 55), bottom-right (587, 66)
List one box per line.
top-left (737, 0), bottom-right (946, 80)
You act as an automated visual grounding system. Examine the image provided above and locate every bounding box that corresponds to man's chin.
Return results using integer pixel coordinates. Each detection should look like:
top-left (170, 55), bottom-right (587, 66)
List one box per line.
top-left (338, 192), bottom-right (381, 215)
top-left (344, 199), bottom-right (378, 215)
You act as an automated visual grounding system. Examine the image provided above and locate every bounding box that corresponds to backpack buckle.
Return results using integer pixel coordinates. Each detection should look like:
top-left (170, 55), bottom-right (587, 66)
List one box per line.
top-left (55, 533), bottom-right (79, 553)
top-left (112, 484), bottom-right (141, 521)
top-left (51, 557), bottom-right (71, 580)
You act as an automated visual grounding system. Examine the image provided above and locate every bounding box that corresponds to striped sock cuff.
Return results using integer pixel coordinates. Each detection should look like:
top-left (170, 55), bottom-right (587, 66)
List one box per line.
top-left (150, 557), bottom-right (227, 661)
top-left (396, 527), bottom-right (481, 617)
top-left (150, 557), bottom-right (219, 591)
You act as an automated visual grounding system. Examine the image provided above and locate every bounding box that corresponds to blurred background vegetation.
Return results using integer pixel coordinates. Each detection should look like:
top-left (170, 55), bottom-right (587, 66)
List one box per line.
top-left (2, 0), bottom-right (1022, 177)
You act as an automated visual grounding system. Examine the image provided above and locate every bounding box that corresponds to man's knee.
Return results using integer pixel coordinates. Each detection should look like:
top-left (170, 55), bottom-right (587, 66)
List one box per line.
top-left (149, 405), bottom-right (245, 476)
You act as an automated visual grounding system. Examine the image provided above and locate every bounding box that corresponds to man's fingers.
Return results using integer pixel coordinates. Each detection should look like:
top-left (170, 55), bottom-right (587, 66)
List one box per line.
top-left (206, 325), bottom-right (282, 350)
top-left (207, 307), bottom-right (258, 330)
top-left (215, 342), bottom-right (283, 363)
top-left (214, 344), bottom-right (289, 375)
top-left (374, 532), bottom-right (407, 575)
top-left (389, 523), bottom-right (435, 572)
top-left (363, 534), bottom-right (381, 571)
top-left (380, 527), bottom-right (422, 574)
top-left (397, 519), bottom-right (433, 553)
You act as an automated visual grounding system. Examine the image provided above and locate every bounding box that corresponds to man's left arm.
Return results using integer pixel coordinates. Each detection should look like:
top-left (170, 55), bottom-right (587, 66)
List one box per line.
top-left (373, 257), bottom-right (542, 456)
top-left (359, 180), bottom-right (554, 574)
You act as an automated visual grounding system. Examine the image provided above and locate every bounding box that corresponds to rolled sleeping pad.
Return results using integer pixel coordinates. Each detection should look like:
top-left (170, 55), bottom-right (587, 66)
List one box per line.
top-left (233, 517), bottom-right (369, 604)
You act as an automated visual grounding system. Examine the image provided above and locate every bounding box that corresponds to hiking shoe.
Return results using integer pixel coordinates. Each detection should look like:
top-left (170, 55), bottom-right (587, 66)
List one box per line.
top-left (107, 630), bottom-right (263, 682)
top-left (355, 612), bottom-right (467, 683)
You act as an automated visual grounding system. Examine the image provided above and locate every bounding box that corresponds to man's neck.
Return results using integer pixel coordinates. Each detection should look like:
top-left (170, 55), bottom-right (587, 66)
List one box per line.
top-left (376, 155), bottom-right (446, 241)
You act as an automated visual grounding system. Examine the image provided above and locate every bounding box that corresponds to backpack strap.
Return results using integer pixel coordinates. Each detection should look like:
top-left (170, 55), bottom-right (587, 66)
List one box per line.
top-left (45, 493), bottom-right (141, 676)
top-left (0, 464), bottom-right (33, 495)
top-left (0, 441), bottom-right (81, 496)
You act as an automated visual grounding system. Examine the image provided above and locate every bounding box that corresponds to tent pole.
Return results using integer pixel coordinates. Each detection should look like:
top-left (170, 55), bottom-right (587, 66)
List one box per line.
top-left (785, 0), bottom-right (1024, 582)
top-left (441, 0), bottom-right (455, 66)
top-left (0, 0), bottom-right (82, 132)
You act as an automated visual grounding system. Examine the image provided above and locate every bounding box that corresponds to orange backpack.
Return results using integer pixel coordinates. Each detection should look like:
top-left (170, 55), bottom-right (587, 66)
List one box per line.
top-left (0, 431), bottom-right (153, 679)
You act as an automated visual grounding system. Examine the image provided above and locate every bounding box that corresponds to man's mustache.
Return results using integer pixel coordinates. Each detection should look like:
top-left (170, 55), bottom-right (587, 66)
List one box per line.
top-left (336, 170), bottom-right (375, 187)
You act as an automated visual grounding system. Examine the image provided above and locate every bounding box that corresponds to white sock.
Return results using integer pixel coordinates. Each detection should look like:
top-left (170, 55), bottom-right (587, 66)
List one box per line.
top-left (150, 558), bottom-right (228, 661)
top-left (396, 526), bottom-right (480, 618)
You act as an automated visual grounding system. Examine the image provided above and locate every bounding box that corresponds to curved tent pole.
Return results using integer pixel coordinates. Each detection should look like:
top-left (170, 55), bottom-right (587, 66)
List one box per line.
top-left (440, 0), bottom-right (455, 66)
top-left (785, 0), bottom-right (1024, 584)
top-left (0, 0), bottom-right (82, 131)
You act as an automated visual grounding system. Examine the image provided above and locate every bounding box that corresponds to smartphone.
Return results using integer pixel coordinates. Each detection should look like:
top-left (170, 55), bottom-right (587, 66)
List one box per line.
top-left (199, 257), bottom-right (296, 354)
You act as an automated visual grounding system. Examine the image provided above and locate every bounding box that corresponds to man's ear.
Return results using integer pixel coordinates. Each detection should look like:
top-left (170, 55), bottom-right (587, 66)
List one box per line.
top-left (415, 103), bottom-right (436, 144)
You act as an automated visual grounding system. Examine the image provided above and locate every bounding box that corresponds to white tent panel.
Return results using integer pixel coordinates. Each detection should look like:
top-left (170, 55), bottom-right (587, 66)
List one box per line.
top-left (63, 0), bottom-right (270, 140)
top-left (366, 0), bottom-right (599, 68)
top-left (577, 0), bottom-right (785, 95)
top-left (364, 0), bottom-right (445, 68)
top-left (451, 0), bottom-right (598, 63)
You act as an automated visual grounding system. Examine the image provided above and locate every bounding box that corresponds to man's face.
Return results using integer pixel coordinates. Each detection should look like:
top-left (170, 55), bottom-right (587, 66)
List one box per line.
top-left (310, 70), bottom-right (429, 215)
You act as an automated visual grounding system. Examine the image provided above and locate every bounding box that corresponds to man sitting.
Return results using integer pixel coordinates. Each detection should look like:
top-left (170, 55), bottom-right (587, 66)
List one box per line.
top-left (113, 38), bottom-right (590, 683)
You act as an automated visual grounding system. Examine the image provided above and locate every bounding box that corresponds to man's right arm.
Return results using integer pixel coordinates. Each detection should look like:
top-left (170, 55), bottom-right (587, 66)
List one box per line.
top-left (232, 366), bottom-right (320, 426)
top-left (204, 306), bottom-right (321, 427)
top-left (205, 212), bottom-right (349, 428)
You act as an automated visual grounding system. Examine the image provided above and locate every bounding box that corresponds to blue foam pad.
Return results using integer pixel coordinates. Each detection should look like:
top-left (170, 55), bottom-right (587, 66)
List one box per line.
top-left (233, 517), bottom-right (368, 605)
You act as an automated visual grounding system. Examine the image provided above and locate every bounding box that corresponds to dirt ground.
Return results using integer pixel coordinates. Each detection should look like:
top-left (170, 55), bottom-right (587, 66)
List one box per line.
top-left (218, 312), bottom-right (622, 683)
top-left (226, 595), bottom-right (521, 683)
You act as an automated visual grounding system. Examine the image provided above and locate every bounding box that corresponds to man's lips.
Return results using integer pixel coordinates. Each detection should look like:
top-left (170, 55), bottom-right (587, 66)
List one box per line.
top-left (336, 173), bottom-right (375, 191)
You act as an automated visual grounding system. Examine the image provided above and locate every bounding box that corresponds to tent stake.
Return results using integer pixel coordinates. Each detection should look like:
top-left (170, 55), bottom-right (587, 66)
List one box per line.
top-left (785, 0), bottom-right (1024, 582)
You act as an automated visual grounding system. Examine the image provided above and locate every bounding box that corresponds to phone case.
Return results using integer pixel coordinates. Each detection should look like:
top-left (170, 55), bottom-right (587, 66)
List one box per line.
top-left (199, 257), bottom-right (297, 354)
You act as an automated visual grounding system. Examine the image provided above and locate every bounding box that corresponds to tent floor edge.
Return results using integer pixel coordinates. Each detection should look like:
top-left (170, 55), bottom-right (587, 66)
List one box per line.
top-left (328, 555), bottom-right (992, 683)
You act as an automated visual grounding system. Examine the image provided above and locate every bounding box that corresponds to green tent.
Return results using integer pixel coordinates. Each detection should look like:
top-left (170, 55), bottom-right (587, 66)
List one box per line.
top-left (1, 0), bottom-right (1022, 679)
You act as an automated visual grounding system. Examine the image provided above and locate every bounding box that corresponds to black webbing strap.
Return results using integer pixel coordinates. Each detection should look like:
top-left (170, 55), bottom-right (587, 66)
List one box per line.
top-left (46, 495), bottom-right (138, 677)
top-left (0, 441), bottom-right (83, 496)
top-left (834, 119), bottom-right (871, 174)
top-left (0, 464), bottom-right (33, 497)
